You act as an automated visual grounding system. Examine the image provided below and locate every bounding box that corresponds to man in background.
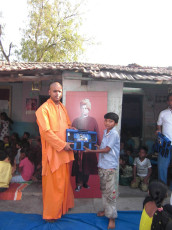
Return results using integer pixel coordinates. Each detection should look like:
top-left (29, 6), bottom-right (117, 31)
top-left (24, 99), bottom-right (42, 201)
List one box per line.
top-left (157, 93), bottom-right (172, 204)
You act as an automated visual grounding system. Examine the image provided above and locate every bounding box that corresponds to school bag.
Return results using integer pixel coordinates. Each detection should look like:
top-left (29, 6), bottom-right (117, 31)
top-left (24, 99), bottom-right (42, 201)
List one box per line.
top-left (154, 133), bottom-right (172, 158)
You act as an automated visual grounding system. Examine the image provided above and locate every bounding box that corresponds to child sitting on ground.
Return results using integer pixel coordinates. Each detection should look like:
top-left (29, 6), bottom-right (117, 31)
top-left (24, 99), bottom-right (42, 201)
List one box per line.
top-left (32, 162), bottom-right (42, 182)
top-left (120, 141), bottom-right (125, 155)
top-left (30, 139), bottom-right (42, 182)
top-left (3, 136), bottom-right (10, 148)
top-left (0, 149), bottom-right (15, 192)
top-left (126, 147), bottom-right (134, 166)
top-left (21, 132), bottom-right (31, 146)
top-left (131, 146), bottom-right (152, 192)
top-left (119, 155), bottom-right (133, 186)
top-left (10, 132), bottom-right (20, 147)
top-left (5, 147), bottom-right (16, 172)
top-left (15, 141), bottom-right (22, 174)
top-left (0, 140), bottom-right (4, 150)
top-left (140, 180), bottom-right (172, 230)
top-left (11, 147), bottom-right (35, 183)
top-left (84, 112), bottom-right (120, 229)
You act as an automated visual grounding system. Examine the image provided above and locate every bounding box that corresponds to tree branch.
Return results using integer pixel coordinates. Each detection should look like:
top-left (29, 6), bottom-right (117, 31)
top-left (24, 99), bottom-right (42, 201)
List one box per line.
top-left (0, 39), bottom-right (10, 62)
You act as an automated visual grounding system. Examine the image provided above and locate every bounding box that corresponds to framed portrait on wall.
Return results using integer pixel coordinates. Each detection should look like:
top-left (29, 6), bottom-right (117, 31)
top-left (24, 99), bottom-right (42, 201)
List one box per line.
top-left (26, 98), bottom-right (37, 115)
top-left (32, 81), bottom-right (42, 91)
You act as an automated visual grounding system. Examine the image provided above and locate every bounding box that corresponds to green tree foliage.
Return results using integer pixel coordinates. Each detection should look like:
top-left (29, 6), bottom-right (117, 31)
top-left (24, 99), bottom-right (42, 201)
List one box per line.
top-left (18, 0), bottom-right (84, 62)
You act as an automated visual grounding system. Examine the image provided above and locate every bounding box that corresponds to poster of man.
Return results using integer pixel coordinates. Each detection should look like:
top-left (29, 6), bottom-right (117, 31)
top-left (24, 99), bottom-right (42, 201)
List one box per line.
top-left (66, 91), bottom-right (107, 194)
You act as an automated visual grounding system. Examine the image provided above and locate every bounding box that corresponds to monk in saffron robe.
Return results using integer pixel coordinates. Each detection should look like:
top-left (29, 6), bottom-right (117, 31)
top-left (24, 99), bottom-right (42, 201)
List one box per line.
top-left (35, 82), bottom-right (74, 221)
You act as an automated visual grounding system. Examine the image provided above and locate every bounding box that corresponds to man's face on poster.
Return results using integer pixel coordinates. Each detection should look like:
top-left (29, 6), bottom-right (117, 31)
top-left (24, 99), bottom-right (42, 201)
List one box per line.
top-left (80, 105), bottom-right (89, 117)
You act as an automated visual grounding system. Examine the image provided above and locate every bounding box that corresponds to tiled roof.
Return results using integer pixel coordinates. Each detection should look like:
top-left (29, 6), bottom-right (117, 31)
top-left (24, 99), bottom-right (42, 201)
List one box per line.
top-left (0, 61), bottom-right (172, 82)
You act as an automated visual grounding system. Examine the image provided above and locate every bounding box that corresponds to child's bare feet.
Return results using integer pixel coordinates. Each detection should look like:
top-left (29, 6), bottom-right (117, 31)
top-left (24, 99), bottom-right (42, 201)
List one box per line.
top-left (97, 211), bottom-right (105, 217)
top-left (108, 218), bottom-right (115, 229)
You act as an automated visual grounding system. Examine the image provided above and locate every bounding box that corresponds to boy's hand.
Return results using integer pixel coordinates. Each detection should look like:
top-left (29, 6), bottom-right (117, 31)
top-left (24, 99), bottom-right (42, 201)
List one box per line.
top-left (84, 144), bottom-right (100, 152)
top-left (84, 146), bottom-right (91, 152)
top-left (95, 144), bottom-right (100, 149)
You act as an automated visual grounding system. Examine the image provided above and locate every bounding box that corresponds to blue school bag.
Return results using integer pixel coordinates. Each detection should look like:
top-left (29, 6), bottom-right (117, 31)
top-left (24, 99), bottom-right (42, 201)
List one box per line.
top-left (154, 132), bottom-right (172, 157)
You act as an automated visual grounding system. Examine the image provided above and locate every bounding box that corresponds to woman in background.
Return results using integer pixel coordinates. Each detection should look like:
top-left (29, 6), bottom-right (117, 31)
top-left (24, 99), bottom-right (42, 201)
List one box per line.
top-left (0, 112), bottom-right (13, 141)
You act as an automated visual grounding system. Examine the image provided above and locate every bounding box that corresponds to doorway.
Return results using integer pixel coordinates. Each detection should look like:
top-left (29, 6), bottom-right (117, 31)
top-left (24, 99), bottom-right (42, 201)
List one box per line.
top-left (0, 86), bottom-right (11, 116)
top-left (121, 94), bottom-right (143, 149)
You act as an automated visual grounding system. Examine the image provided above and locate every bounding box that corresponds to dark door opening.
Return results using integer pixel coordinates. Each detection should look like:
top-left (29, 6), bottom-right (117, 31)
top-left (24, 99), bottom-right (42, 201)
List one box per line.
top-left (39, 95), bottom-right (49, 106)
top-left (39, 95), bottom-right (62, 106)
top-left (121, 94), bottom-right (143, 148)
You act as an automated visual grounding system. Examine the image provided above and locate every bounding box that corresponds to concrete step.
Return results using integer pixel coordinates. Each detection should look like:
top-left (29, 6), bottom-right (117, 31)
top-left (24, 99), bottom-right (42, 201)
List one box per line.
top-left (23, 182), bottom-right (148, 197)
top-left (0, 182), bottom-right (171, 215)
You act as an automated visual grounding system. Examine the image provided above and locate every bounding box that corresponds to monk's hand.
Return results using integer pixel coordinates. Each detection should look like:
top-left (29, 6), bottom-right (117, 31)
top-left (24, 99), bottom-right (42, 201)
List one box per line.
top-left (64, 143), bottom-right (73, 151)
top-left (69, 126), bottom-right (77, 130)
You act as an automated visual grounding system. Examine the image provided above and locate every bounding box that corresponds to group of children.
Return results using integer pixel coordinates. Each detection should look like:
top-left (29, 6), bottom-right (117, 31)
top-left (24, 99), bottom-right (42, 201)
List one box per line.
top-left (0, 131), bottom-right (42, 192)
top-left (0, 111), bottom-right (172, 229)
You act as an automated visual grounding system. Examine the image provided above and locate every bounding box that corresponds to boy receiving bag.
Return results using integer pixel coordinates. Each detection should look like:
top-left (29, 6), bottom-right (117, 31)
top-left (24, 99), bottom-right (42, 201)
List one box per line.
top-left (84, 112), bottom-right (120, 229)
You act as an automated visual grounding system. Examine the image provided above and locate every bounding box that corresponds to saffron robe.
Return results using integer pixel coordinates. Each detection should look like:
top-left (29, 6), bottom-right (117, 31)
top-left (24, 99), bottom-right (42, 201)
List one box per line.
top-left (35, 98), bottom-right (74, 219)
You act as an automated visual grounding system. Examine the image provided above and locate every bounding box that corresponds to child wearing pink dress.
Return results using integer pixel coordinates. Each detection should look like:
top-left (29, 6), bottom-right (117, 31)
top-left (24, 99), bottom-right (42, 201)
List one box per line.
top-left (11, 148), bottom-right (34, 182)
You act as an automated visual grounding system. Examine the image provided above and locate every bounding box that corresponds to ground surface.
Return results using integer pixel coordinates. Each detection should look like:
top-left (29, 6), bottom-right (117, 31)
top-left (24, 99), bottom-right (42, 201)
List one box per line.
top-left (0, 183), bottom-right (171, 215)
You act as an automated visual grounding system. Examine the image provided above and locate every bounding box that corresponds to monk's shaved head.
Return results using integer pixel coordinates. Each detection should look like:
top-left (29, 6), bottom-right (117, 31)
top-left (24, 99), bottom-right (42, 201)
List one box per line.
top-left (49, 82), bottom-right (62, 90)
top-left (49, 82), bottom-right (63, 104)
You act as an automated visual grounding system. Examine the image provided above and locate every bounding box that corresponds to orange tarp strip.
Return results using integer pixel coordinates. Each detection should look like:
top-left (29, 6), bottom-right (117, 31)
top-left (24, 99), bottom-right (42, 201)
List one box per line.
top-left (0, 183), bottom-right (28, 200)
top-left (15, 183), bottom-right (29, 201)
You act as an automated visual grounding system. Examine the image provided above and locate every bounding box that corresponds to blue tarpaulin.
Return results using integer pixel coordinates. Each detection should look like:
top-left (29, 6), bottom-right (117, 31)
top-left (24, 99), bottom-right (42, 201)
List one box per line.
top-left (0, 211), bottom-right (141, 230)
